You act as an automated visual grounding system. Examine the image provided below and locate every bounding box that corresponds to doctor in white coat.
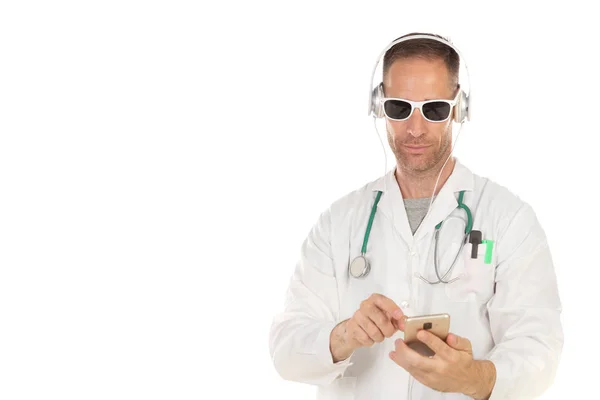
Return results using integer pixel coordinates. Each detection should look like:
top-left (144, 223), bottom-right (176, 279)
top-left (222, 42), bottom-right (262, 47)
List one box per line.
top-left (269, 33), bottom-right (563, 400)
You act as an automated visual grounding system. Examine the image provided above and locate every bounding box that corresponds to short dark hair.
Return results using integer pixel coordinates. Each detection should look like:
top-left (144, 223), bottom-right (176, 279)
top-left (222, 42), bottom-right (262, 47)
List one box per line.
top-left (382, 32), bottom-right (460, 91)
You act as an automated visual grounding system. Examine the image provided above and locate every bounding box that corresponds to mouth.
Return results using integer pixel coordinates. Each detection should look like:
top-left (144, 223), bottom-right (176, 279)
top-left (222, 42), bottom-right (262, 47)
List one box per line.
top-left (403, 145), bottom-right (431, 154)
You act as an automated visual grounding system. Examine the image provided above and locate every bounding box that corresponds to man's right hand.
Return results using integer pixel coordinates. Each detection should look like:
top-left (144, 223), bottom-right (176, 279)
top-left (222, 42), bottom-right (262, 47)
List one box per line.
top-left (329, 293), bottom-right (406, 363)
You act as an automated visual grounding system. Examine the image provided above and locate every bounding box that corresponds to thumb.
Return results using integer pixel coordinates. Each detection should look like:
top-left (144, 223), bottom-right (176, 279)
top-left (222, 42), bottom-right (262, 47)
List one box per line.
top-left (392, 314), bottom-right (407, 332)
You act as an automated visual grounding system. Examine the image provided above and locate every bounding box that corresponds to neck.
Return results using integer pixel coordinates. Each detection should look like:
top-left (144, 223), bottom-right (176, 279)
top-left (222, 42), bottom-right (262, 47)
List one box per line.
top-left (395, 157), bottom-right (456, 199)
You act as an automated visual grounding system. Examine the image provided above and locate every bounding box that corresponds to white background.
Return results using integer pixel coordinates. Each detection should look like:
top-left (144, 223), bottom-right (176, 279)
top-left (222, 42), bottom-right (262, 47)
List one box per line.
top-left (0, 1), bottom-right (598, 399)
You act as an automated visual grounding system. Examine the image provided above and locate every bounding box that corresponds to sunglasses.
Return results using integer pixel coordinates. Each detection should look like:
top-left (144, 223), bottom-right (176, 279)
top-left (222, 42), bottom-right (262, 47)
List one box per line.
top-left (382, 92), bottom-right (458, 122)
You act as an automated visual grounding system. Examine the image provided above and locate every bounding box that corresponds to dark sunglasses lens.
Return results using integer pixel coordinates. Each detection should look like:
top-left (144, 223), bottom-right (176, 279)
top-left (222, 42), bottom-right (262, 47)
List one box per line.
top-left (384, 100), bottom-right (412, 120)
top-left (422, 101), bottom-right (451, 121)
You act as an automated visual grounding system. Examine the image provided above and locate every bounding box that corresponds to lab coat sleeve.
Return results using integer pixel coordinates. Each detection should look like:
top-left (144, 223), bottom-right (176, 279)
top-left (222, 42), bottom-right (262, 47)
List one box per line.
top-left (483, 203), bottom-right (564, 399)
top-left (269, 206), bottom-right (353, 386)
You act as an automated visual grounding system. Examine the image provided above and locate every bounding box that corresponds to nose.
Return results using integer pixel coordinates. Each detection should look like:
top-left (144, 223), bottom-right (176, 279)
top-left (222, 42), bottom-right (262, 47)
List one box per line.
top-left (407, 108), bottom-right (427, 138)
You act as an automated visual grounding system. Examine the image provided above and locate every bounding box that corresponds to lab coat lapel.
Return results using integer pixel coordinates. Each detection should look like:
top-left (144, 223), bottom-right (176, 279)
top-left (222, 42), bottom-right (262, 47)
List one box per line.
top-left (412, 184), bottom-right (459, 242)
top-left (372, 169), bottom-right (418, 247)
top-left (413, 159), bottom-right (475, 242)
top-left (371, 159), bottom-right (474, 245)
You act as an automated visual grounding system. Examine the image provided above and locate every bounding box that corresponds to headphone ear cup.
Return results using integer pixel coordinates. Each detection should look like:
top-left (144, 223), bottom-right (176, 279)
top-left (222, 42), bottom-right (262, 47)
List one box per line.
top-left (371, 83), bottom-right (385, 118)
top-left (453, 89), bottom-right (469, 123)
top-left (465, 90), bottom-right (471, 121)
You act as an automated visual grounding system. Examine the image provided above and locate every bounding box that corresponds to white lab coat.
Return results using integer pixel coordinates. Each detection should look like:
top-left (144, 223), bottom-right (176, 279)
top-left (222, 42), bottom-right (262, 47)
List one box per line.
top-left (269, 159), bottom-right (563, 400)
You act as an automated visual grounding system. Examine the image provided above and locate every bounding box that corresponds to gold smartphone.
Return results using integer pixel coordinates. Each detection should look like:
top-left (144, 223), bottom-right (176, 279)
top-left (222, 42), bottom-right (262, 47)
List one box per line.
top-left (403, 313), bottom-right (450, 357)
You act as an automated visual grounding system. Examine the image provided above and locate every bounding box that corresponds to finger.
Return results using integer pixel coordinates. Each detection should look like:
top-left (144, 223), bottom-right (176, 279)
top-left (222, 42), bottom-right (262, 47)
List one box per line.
top-left (417, 330), bottom-right (453, 359)
top-left (389, 339), bottom-right (411, 369)
top-left (353, 311), bottom-right (383, 343)
top-left (390, 338), bottom-right (435, 372)
top-left (369, 294), bottom-right (404, 321)
top-left (364, 303), bottom-right (396, 338)
top-left (446, 333), bottom-right (472, 352)
top-left (348, 321), bottom-right (375, 347)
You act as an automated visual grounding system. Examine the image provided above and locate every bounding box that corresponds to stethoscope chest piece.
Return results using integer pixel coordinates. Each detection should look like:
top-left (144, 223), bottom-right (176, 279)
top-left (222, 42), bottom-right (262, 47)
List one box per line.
top-left (349, 255), bottom-right (370, 278)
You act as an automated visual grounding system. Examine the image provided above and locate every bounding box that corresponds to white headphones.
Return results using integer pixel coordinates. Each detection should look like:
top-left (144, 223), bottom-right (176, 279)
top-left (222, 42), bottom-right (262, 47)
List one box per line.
top-left (368, 33), bottom-right (471, 124)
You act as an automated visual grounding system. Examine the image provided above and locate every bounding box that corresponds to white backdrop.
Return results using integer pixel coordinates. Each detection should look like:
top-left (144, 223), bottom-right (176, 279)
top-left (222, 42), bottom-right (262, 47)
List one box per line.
top-left (0, 1), bottom-right (597, 399)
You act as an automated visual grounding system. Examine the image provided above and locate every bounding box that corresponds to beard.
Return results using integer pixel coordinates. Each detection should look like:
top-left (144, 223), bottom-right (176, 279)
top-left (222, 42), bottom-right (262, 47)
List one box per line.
top-left (387, 125), bottom-right (453, 174)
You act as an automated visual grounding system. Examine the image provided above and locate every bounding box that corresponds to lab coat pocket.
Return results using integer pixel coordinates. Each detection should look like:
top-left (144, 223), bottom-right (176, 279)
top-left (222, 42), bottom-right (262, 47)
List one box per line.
top-left (444, 242), bottom-right (495, 304)
top-left (317, 376), bottom-right (356, 400)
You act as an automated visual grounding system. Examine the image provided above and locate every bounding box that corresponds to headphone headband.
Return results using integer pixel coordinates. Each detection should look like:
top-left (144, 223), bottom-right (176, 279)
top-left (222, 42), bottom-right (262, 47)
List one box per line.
top-left (368, 33), bottom-right (471, 123)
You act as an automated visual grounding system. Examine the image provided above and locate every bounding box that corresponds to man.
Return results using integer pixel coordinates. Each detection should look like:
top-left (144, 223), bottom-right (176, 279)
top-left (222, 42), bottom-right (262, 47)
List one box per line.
top-left (269, 33), bottom-right (563, 399)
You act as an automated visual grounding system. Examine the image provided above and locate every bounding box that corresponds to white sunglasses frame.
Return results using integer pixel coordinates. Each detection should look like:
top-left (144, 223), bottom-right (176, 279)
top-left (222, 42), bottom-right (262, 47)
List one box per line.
top-left (381, 92), bottom-right (459, 123)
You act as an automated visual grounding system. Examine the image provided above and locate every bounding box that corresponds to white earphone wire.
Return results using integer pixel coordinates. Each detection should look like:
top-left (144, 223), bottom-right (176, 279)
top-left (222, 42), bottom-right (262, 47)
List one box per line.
top-left (373, 117), bottom-right (465, 227)
top-left (424, 120), bottom-right (465, 223)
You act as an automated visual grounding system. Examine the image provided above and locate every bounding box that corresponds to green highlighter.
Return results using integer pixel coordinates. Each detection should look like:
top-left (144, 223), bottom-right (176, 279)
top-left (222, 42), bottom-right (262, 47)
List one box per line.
top-left (481, 240), bottom-right (494, 264)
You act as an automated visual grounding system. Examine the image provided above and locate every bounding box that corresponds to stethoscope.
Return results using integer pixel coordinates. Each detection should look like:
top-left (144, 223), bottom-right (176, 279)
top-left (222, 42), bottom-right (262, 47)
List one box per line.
top-left (348, 190), bottom-right (473, 284)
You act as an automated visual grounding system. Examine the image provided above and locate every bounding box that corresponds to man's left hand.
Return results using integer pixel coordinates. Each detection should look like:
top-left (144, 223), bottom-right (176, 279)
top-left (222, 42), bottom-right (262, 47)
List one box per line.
top-left (389, 330), bottom-right (495, 399)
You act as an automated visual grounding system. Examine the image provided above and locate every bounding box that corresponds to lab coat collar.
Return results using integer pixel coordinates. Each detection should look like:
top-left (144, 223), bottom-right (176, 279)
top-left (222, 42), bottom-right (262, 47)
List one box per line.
top-left (371, 157), bottom-right (475, 245)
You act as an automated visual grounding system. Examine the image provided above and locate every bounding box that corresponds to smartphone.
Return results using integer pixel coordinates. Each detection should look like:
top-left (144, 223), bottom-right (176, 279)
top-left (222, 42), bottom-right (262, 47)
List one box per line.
top-left (403, 313), bottom-right (450, 357)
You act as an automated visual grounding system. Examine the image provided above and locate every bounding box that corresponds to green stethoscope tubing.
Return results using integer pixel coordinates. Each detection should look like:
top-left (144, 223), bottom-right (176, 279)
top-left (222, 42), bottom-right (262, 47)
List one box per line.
top-left (361, 190), bottom-right (383, 255)
top-left (352, 190), bottom-right (473, 282)
top-left (435, 190), bottom-right (472, 234)
top-left (431, 190), bottom-right (472, 284)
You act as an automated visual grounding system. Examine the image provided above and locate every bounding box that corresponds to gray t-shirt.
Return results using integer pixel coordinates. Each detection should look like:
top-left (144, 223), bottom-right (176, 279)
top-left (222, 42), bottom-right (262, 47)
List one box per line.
top-left (404, 197), bottom-right (435, 235)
